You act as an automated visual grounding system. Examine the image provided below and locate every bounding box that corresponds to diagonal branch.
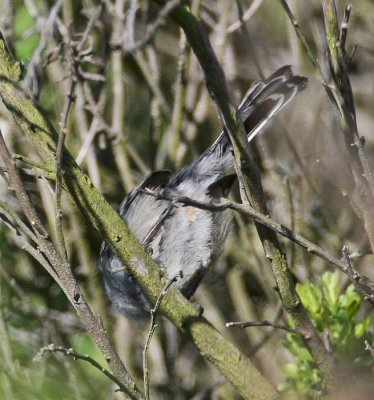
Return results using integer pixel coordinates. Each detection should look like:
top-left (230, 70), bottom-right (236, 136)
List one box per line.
top-left (143, 188), bottom-right (374, 307)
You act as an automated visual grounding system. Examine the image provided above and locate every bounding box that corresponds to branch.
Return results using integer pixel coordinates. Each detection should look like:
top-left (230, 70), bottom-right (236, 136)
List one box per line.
top-left (34, 344), bottom-right (131, 394)
top-left (0, 200), bottom-right (61, 285)
top-left (0, 130), bottom-right (48, 240)
top-left (142, 188), bottom-right (374, 307)
top-left (55, 74), bottom-right (76, 263)
top-left (143, 273), bottom-right (181, 400)
top-left (342, 246), bottom-right (374, 303)
top-left (113, 0), bottom-right (181, 54)
top-left (226, 320), bottom-right (301, 335)
top-left (0, 164), bottom-right (54, 180)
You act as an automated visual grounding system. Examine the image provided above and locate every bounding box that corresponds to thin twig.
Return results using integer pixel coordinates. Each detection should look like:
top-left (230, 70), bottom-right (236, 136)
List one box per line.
top-left (116, 0), bottom-right (181, 54)
top-left (249, 305), bottom-right (284, 356)
top-left (143, 323), bottom-right (157, 400)
top-left (0, 202), bottom-right (61, 284)
top-left (227, 0), bottom-right (264, 34)
top-left (278, 0), bottom-right (337, 110)
top-left (55, 74), bottom-right (76, 262)
top-left (0, 130), bottom-right (48, 239)
top-left (143, 188), bottom-right (374, 307)
top-left (0, 199), bottom-right (39, 245)
top-left (21, 0), bottom-right (64, 98)
top-left (285, 177), bottom-right (296, 269)
top-left (342, 246), bottom-right (374, 302)
top-left (169, 29), bottom-right (189, 167)
top-left (143, 273), bottom-right (181, 400)
top-left (234, 0), bottom-right (263, 78)
top-left (0, 165), bottom-right (54, 180)
top-left (226, 320), bottom-right (301, 336)
top-left (13, 153), bottom-right (54, 173)
top-left (34, 344), bottom-right (134, 396)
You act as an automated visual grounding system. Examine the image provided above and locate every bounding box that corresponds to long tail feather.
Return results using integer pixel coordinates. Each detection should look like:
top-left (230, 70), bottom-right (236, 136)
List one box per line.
top-left (239, 65), bottom-right (307, 142)
top-left (171, 66), bottom-right (307, 186)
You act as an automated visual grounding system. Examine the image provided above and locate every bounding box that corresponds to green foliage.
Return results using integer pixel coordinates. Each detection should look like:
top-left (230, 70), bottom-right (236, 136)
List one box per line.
top-left (280, 271), bottom-right (374, 398)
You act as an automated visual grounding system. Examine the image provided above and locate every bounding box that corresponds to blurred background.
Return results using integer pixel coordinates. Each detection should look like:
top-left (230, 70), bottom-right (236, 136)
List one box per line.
top-left (0, 0), bottom-right (373, 399)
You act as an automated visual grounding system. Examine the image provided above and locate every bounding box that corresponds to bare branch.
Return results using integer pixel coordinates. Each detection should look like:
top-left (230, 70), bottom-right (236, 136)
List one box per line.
top-left (143, 188), bottom-right (374, 307)
top-left (0, 201), bottom-right (61, 284)
top-left (342, 246), bottom-right (374, 303)
top-left (143, 273), bottom-right (182, 400)
top-left (114, 0), bottom-right (181, 54)
top-left (0, 129), bottom-right (48, 239)
top-left (34, 344), bottom-right (134, 396)
top-left (55, 74), bottom-right (76, 263)
top-left (226, 320), bottom-right (301, 336)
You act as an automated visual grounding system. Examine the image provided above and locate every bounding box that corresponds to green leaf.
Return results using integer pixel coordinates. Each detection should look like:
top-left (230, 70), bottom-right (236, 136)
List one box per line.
top-left (341, 285), bottom-right (362, 318)
top-left (297, 282), bottom-right (322, 317)
top-left (321, 270), bottom-right (339, 308)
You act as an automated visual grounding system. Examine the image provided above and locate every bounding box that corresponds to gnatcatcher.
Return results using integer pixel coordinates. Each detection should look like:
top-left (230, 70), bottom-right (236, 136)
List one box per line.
top-left (100, 66), bottom-right (307, 319)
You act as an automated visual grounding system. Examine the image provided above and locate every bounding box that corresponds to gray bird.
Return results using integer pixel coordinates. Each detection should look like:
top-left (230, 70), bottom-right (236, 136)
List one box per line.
top-left (100, 66), bottom-right (307, 319)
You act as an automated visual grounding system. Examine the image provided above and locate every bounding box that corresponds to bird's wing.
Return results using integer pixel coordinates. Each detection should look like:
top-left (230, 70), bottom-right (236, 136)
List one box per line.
top-left (119, 170), bottom-right (172, 218)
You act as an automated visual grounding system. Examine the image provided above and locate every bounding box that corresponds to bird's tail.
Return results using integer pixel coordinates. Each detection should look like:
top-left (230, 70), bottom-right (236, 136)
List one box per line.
top-left (171, 66), bottom-right (307, 186)
top-left (238, 65), bottom-right (307, 142)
